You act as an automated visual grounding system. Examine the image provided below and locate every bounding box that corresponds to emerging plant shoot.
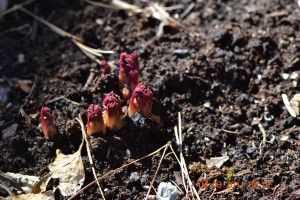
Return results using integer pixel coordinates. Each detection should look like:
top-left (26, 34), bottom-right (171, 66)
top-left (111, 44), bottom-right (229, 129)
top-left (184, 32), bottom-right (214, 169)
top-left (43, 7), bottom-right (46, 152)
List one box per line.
top-left (119, 51), bottom-right (139, 99)
top-left (87, 104), bottom-right (106, 135)
top-left (103, 92), bottom-right (124, 131)
top-left (99, 60), bottom-right (111, 77)
top-left (128, 83), bottom-right (153, 117)
top-left (40, 107), bottom-right (57, 139)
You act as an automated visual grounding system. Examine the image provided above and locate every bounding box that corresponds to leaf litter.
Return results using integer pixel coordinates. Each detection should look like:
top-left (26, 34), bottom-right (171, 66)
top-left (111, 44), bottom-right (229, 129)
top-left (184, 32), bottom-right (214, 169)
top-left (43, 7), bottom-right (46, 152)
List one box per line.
top-left (1, 116), bottom-right (86, 198)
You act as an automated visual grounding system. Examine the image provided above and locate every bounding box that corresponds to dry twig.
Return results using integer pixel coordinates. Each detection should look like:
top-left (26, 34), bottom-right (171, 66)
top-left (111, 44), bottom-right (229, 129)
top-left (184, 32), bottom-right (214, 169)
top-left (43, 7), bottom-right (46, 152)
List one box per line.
top-left (76, 115), bottom-right (105, 199)
top-left (67, 143), bottom-right (170, 200)
top-left (145, 142), bottom-right (170, 199)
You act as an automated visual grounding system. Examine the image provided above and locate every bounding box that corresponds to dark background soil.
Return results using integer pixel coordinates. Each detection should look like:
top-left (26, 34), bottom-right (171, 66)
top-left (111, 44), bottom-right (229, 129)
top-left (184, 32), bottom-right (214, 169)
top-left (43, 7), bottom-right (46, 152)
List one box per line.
top-left (0, 0), bottom-right (300, 199)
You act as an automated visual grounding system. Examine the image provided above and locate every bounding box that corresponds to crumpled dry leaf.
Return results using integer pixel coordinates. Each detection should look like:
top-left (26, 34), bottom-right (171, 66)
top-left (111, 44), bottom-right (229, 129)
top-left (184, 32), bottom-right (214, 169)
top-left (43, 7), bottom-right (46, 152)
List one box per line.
top-left (34, 117), bottom-right (85, 197)
top-left (31, 173), bottom-right (52, 194)
top-left (1, 172), bottom-right (40, 194)
top-left (3, 117), bottom-right (85, 198)
top-left (206, 156), bottom-right (229, 168)
top-left (48, 148), bottom-right (84, 196)
top-left (7, 190), bottom-right (54, 200)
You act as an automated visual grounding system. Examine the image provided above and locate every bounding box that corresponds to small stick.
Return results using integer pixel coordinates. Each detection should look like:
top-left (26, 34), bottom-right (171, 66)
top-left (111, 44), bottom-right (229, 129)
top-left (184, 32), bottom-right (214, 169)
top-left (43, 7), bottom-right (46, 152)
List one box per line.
top-left (0, 0), bottom-right (35, 17)
top-left (67, 143), bottom-right (169, 200)
top-left (21, 76), bottom-right (37, 108)
top-left (164, 4), bottom-right (184, 11)
top-left (221, 129), bottom-right (240, 137)
top-left (83, 0), bottom-right (121, 10)
top-left (19, 7), bottom-right (83, 42)
top-left (185, 75), bottom-right (208, 85)
top-left (47, 95), bottom-right (80, 105)
top-left (266, 10), bottom-right (288, 18)
top-left (180, 3), bottom-right (195, 19)
top-left (258, 123), bottom-right (266, 155)
top-left (77, 116), bottom-right (106, 200)
top-left (83, 69), bottom-right (96, 91)
top-left (145, 142), bottom-right (170, 199)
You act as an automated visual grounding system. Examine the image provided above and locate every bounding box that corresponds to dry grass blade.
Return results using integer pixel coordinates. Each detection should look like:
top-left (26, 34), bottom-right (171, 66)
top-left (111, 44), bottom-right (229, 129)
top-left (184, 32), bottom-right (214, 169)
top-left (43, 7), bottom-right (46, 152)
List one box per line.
top-left (84, 0), bottom-right (184, 29)
top-left (76, 115), bottom-right (105, 200)
top-left (148, 3), bottom-right (184, 28)
top-left (282, 94), bottom-right (296, 117)
top-left (19, 7), bottom-right (83, 42)
top-left (0, 0), bottom-right (35, 17)
top-left (72, 39), bottom-right (114, 60)
top-left (83, 0), bottom-right (119, 10)
top-left (112, 0), bottom-right (143, 13)
top-left (67, 143), bottom-right (169, 200)
top-left (145, 142), bottom-right (170, 199)
top-left (83, 0), bottom-right (143, 13)
top-left (172, 112), bottom-right (200, 200)
top-left (4, 3), bottom-right (113, 62)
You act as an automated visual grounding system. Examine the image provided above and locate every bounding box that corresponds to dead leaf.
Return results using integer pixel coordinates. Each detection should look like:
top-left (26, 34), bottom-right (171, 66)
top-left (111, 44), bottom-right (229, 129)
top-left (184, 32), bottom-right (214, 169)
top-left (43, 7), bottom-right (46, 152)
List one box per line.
top-left (7, 190), bottom-right (55, 200)
top-left (206, 156), bottom-right (229, 168)
top-left (45, 118), bottom-right (85, 196)
top-left (48, 149), bottom-right (84, 196)
top-left (290, 93), bottom-right (300, 116)
top-left (2, 172), bottom-right (40, 193)
top-left (31, 173), bottom-right (52, 194)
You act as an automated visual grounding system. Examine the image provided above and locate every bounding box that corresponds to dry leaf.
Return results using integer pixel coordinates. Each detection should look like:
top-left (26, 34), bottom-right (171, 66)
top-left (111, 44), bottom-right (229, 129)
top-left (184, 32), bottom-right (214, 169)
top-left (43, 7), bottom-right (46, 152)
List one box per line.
top-left (48, 149), bottom-right (84, 196)
top-left (2, 172), bottom-right (40, 193)
top-left (206, 156), bottom-right (229, 168)
top-left (3, 116), bottom-right (85, 198)
top-left (290, 93), bottom-right (300, 116)
top-left (34, 117), bottom-right (85, 196)
top-left (31, 173), bottom-right (52, 194)
top-left (7, 191), bottom-right (54, 200)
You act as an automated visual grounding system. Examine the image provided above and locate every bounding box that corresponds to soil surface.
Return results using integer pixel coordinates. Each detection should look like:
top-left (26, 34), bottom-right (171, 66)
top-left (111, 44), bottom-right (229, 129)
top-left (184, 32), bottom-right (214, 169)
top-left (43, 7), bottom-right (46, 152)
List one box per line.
top-left (1, 0), bottom-right (300, 199)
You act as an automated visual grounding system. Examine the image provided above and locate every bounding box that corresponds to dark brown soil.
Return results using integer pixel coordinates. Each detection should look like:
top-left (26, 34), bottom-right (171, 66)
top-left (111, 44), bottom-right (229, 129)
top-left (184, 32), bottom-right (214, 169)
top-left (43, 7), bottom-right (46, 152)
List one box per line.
top-left (1, 0), bottom-right (300, 199)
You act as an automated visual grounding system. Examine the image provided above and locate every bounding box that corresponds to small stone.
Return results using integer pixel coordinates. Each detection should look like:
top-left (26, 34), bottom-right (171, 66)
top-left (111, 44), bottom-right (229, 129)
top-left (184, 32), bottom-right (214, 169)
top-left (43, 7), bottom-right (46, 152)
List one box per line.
top-left (0, 86), bottom-right (10, 108)
top-left (129, 172), bottom-right (140, 181)
top-left (2, 124), bottom-right (18, 140)
top-left (173, 49), bottom-right (189, 55)
top-left (157, 182), bottom-right (181, 200)
top-left (246, 147), bottom-right (255, 154)
top-left (127, 112), bottom-right (145, 128)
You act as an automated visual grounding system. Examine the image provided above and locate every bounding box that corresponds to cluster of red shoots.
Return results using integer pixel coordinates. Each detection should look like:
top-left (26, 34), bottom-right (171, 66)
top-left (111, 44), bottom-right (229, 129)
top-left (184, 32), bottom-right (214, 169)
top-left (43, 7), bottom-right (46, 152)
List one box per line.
top-left (40, 51), bottom-right (153, 138)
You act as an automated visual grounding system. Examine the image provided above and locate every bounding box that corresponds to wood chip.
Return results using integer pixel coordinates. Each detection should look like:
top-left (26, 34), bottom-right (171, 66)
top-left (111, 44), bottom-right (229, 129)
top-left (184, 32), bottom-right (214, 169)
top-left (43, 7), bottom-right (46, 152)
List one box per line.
top-left (17, 80), bottom-right (31, 94)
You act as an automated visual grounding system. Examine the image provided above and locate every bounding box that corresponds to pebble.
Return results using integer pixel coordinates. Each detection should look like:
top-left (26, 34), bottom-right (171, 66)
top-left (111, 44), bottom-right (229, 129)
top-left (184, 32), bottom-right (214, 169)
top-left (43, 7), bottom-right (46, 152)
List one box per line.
top-left (173, 49), bottom-right (189, 55)
top-left (157, 182), bottom-right (181, 200)
top-left (129, 172), bottom-right (140, 181)
top-left (2, 123), bottom-right (18, 140)
top-left (0, 86), bottom-right (10, 108)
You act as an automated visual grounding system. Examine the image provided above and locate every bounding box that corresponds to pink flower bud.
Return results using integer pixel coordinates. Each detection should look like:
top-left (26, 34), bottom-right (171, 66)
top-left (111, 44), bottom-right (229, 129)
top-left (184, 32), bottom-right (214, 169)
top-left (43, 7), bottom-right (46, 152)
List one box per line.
top-left (128, 83), bottom-right (153, 117)
top-left (99, 60), bottom-right (111, 77)
top-left (87, 104), bottom-right (106, 135)
top-left (40, 107), bottom-right (57, 139)
top-left (119, 51), bottom-right (139, 98)
top-left (103, 92), bottom-right (124, 131)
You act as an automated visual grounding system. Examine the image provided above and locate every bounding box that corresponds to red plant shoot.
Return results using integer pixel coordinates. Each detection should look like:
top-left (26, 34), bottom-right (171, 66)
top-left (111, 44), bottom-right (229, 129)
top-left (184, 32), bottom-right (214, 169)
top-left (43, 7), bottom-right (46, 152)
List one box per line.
top-left (87, 104), bottom-right (106, 135)
top-left (128, 83), bottom-right (153, 117)
top-left (119, 51), bottom-right (139, 99)
top-left (103, 92), bottom-right (124, 131)
top-left (99, 60), bottom-right (111, 77)
top-left (40, 107), bottom-right (57, 139)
